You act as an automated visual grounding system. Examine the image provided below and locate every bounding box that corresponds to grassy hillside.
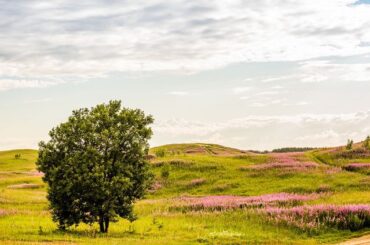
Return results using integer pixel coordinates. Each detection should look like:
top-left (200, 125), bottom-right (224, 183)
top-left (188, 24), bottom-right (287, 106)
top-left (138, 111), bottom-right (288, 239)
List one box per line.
top-left (311, 141), bottom-right (370, 175)
top-left (150, 143), bottom-right (249, 156)
top-left (0, 144), bottom-right (370, 244)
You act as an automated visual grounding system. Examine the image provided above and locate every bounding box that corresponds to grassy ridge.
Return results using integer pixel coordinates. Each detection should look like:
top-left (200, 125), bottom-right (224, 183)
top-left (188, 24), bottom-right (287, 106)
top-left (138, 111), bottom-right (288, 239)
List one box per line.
top-left (150, 143), bottom-right (248, 156)
top-left (0, 144), bottom-right (370, 244)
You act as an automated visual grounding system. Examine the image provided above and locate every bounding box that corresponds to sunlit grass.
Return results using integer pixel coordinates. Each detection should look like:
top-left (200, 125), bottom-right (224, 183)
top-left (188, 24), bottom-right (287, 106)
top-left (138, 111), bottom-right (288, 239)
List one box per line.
top-left (1, 145), bottom-right (370, 244)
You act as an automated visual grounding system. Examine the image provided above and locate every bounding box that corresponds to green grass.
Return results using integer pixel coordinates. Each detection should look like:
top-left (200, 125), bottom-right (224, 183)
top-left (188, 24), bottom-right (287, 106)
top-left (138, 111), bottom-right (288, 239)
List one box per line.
top-left (1, 145), bottom-right (370, 244)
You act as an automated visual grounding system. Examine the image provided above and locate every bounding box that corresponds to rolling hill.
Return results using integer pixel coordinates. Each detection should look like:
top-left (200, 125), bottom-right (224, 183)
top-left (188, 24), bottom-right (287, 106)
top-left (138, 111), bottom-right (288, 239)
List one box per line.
top-left (0, 143), bottom-right (369, 244)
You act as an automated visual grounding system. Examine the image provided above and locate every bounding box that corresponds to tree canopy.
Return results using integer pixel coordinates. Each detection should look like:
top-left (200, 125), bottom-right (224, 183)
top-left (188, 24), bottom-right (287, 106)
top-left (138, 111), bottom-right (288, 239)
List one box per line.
top-left (36, 100), bottom-right (154, 233)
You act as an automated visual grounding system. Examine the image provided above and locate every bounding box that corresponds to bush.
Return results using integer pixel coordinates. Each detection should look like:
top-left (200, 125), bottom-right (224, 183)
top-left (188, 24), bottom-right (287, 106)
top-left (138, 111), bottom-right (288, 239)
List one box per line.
top-left (346, 139), bottom-right (354, 150)
top-left (155, 149), bottom-right (166, 157)
top-left (14, 154), bottom-right (21, 159)
top-left (161, 164), bottom-right (170, 179)
top-left (364, 136), bottom-right (370, 149)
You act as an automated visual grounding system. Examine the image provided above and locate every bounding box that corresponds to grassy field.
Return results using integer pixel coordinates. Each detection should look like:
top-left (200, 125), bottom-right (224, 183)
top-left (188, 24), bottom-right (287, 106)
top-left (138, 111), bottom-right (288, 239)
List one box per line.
top-left (1, 144), bottom-right (370, 244)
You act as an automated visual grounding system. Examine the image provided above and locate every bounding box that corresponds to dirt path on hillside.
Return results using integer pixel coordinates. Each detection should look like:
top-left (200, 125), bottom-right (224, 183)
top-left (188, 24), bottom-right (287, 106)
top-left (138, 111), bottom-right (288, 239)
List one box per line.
top-left (338, 235), bottom-right (370, 245)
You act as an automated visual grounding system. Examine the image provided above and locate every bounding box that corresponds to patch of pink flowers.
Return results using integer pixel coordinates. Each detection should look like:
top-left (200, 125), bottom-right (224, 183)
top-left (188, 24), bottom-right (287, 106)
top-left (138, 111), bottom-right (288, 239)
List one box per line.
top-left (264, 205), bottom-right (370, 231)
top-left (242, 152), bottom-right (319, 172)
top-left (0, 209), bottom-right (15, 216)
top-left (172, 193), bottom-right (317, 211)
top-left (248, 162), bottom-right (318, 171)
top-left (148, 181), bottom-right (162, 193)
top-left (343, 163), bottom-right (370, 171)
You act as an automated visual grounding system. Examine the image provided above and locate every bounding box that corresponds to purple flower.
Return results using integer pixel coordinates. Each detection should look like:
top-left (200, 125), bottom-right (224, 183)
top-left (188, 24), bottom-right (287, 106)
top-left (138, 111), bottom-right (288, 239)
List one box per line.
top-left (172, 193), bottom-right (317, 211)
top-left (263, 204), bottom-right (370, 231)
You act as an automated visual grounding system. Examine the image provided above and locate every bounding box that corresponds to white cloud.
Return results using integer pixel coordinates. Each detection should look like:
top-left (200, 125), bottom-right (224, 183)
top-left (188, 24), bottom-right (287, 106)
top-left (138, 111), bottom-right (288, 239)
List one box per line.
top-left (296, 101), bottom-right (310, 106)
top-left (232, 86), bottom-right (251, 94)
top-left (0, 79), bottom-right (63, 91)
top-left (256, 59), bottom-right (370, 85)
top-left (0, 0), bottom-right (370, 84)
top-left (250, 99), bottom-right (284, 107)
top-left (300, 74), bottom-right (328, 83)
top-left (256, 91), bottom-right (280, 96)
top-left (23, 98), bottom-right (52, 104)
top-left (168, 91), bottom-right (189, 96)
top-left (299, 61), bottom-right (370, 82)
top-left (296, 130), bottom-right (340, 141)
top-left (262, 76), bottom-right (295, 83)
top-left (153, 111), bottom-right (370, 150)
top-left (271, 85), bottom-right (284, 90)
top-left (239, 96), bottom-right (250, 100)
top-left (0, 138), bottom-right (39, 150)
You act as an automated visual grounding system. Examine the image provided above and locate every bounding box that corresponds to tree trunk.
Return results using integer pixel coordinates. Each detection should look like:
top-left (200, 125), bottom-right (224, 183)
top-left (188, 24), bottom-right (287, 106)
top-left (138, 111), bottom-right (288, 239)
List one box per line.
top-left (104, 217), bottom-right (109, 233)
top-left (58, 223), bottom-right (66, 231)
top-left (99, 216), bottom-right (105, 233)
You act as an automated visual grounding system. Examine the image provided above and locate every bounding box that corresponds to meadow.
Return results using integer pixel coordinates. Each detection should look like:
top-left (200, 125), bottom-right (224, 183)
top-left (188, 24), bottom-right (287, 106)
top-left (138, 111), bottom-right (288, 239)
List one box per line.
top-left (0, 143), bottom-right (370, 244)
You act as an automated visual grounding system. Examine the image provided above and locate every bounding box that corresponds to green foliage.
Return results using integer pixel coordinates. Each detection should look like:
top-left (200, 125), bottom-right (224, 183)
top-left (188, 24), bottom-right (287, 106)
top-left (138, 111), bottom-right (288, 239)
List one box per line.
top-left (14, 153), bottom-right (21, 159)
top-left (346, 139), bottom-right (354, 150)
top-left (2, 142), bottom-right (370, 244)
top-left (154, 149), bottom-right (166, 158)
top-left (151, 143), bottom-right (247, 156)
top-left (161, 164), bottom-right (170, 179)
top-left (272, 147), bottom-right (316, 153)
top-left (363, 136), bottom-right (370, 149)
top-left (347, 214), bottom-right (365, 231)
top-left (36, 100), bottom-right (154, 233)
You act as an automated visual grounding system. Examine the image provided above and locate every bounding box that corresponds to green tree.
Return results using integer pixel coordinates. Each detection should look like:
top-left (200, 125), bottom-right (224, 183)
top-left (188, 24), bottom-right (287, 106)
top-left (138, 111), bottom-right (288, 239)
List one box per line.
top-left (346, 139), bottom-right (354, 150)
top-left (36, 101), bottom-right (154, 233)
top-left (363, 136), bottom-right (370, 149)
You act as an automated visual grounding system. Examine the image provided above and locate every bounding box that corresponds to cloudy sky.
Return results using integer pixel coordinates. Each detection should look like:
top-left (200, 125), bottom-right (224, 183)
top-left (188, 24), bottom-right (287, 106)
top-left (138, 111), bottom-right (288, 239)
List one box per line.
top-left (1, 0), bottom-right (370, 150)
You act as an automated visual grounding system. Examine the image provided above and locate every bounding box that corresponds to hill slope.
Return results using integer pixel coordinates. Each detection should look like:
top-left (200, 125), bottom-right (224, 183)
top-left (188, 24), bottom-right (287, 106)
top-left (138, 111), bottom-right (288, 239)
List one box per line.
top-left (0, 144), bottom-right (370, 244)
top-left (150, 143), bottom-right (249, 156)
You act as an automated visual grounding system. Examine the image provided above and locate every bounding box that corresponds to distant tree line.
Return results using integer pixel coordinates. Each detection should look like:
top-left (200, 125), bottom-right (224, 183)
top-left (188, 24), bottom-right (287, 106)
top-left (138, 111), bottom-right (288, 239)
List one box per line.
top-left (254, 135), bottom-right (370, 153)
top-left (249, 147), bottom-right (316, 154)
top-left (271, 147), bottom-right (316, 153)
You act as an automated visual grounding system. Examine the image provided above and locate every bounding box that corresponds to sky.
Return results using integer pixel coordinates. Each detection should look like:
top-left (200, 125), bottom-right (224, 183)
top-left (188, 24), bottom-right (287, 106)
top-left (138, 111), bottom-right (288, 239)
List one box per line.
top-left (1, 0), bottom-right (370, 151)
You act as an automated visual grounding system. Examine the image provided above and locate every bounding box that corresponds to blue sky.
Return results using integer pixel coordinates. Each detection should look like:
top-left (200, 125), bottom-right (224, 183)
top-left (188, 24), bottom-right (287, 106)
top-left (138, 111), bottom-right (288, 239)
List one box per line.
top-left (1, 0), bottom-right (370, 150)
top-left (356, 0), bottom-right (370, 4)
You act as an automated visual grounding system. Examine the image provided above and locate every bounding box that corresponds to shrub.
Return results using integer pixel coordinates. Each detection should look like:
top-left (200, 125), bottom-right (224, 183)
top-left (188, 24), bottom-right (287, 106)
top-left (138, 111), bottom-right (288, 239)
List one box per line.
top-left (161, 164), bottom-right (170, 179)
top-left (343, 163), bottom-right (370, 173)
top-left (364, 136), bottom-right (370, 149)
top-left (14, 154), bottom-right (21, 159)
top-left (155, 149), bottom-right (166, 158)
top-left (346, 139), bottom-right (354, 150)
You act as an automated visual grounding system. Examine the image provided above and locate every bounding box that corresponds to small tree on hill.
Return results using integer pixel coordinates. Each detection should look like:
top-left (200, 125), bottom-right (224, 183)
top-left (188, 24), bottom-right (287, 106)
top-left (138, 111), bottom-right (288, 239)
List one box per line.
top-left (346, 139), bottom-right (354, 150)
top-left (363, 136), bottom-right (370, 149)
top-left (36, 100), bottom-right (153, 233)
